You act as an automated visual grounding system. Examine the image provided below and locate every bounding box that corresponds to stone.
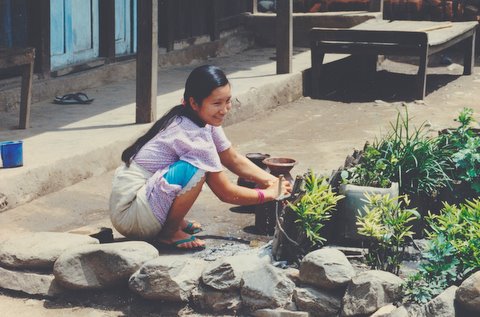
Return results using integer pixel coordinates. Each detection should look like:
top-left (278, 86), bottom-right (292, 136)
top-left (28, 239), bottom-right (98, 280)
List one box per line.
top-left (424, 285), bottom-right (457, 317)
top-left (53, 241), bottom-right (158, 290)
top-left (241, 264), bottom-right (295, 311)
top-left (456, 271), bottom-right (480, 313)
top-left (0, 232), bottom-right (99, 270)
top-left (252, 308), bottom-right (309, 317)
top-left (191, 284), bottom-right (241, 313)
top-left (371, 304), bottom-right (397, 317)
top-left (129, 256), bottom-right (206, 302)
top-left (293, 286), bottom-right (342, 317)
top-left (299, 248), bottom-right (355, 289)
top-left (341, 270), bottom-right (403, 316)
top-left (0, 266), bottom-right (66, 297)
top-left (202, 253), bottom-right (266, 291)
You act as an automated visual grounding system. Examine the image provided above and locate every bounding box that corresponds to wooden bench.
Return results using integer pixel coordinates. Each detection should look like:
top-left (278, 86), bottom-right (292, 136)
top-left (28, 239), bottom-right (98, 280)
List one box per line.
top-left (0, 47), bottom-right (35, 129)
top-left (310, 20), bottom-right (478, 99)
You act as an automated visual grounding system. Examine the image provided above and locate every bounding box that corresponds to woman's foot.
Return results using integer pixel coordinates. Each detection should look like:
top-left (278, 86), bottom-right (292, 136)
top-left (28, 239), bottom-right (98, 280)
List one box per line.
top-left (158, 229), bottom-right (205, 250)
top-left (181, 219), bottom-right (202, 234)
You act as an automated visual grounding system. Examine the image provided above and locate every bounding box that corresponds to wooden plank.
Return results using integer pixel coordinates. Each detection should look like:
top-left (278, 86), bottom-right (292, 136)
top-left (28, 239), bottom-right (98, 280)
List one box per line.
top-left (135, 0), bottom-right (158, 124)
top-left (276, 0), bottom-right (292, 74)
top-left (99, 0), bottom-right (115, 62)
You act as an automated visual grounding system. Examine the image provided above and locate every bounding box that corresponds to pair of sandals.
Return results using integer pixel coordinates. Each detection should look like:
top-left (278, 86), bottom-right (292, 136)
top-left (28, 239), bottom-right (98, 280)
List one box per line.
top-left (53, 92), bottom-right (94, 105)
top-left (158, 221), bottom-right (204, 251)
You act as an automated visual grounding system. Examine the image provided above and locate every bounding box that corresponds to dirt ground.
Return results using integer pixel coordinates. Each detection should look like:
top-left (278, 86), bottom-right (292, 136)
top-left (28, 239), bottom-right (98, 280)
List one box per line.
top-left (1, 50), bottom-right (480, 316)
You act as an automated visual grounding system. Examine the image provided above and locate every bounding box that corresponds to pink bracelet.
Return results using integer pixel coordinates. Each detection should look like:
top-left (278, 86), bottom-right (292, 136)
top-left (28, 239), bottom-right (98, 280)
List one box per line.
top-left (254, 188), bottom-right (265, 204)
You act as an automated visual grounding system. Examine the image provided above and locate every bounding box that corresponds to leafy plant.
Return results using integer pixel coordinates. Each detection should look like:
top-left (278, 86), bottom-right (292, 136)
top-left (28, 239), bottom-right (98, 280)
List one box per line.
top-left (402, 198), bottom-right (480, 304)
top-left (356, 193), bottom-right (420, 275)
top-left (341, 144), bottom-right (392, 188)
top-left (288, 170), bottom-right (344, 246)
top-left (438, 107), bottom-right (480, 195)
top-left (426, 199), bottom-right (480, 275)
top-left (372, 109), bottom-right (451, 197)
top-left (341, 108), bottom-right (451, 198)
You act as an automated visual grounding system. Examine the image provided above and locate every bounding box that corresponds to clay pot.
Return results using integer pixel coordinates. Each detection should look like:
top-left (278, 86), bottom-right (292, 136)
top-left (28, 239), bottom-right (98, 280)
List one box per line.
top-left (237, 153), bottom-right (270, 189)
top-left (262, 157), bottom-right (297, 184)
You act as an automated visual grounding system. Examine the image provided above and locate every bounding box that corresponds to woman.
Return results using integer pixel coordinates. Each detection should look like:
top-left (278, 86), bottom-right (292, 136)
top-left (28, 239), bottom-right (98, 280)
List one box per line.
top-left (110, 65), bottom-right (291, 250)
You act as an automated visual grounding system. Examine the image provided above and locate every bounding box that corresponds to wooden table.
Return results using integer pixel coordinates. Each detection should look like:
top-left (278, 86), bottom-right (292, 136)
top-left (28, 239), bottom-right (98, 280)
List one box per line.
top-left (0, 47), bottom-right (35, 129)
top-left (310, 20), bottom-right (478, 100)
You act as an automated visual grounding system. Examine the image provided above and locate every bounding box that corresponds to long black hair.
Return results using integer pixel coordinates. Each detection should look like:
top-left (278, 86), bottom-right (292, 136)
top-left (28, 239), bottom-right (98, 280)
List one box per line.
top-left (121, 65), bottom-right (230, 165)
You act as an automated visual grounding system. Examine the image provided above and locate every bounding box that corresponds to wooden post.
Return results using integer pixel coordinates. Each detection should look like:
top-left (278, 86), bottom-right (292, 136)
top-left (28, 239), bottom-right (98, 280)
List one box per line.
top-left (136, 0), bottom-right (158, 124)
top-left (27, 0), bottom-right (50, 77)
top-left (19, 53), bottom-right (35, 129)
top-left (463, 31), bottom-right (476, 75)
top-left (369, 0), bottom-right (384, 13)
top-left (208, 0), bottom-right (220, 41)
top-left (165, 0), bottom-right (175, 52)
top-left (99, 0), bottom-right (116, 62)
top-left (276, 0), bottom-right (292, 74)
top-left (251, 0), bottom-right (258, 13)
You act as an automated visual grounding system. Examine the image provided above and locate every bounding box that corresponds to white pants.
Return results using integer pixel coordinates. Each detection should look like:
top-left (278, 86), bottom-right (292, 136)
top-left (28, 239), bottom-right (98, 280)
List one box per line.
top-left (109, 162), bottom-right (162, 240)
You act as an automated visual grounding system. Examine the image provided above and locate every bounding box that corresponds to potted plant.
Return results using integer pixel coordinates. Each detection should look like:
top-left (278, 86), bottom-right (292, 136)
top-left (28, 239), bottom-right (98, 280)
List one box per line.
top-left (338, 109), bottom-right (451, 241)
top-left (336, 142), bottom-right (400, 244)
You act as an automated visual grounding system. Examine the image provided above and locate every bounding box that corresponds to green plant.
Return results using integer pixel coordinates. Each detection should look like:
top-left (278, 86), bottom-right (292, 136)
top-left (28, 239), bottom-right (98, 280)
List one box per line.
top-left (372, 109), bottom-right (451, 197)
top-left (341, 145), bottom-right (392, 188)
top-left (288, 170), bottom-right (344, 246)
top-left (438, 107), bottom-right (480, 195)
top-left (402, 199), bottom-right (480, 304)
top-left (427, 199), bottom-right (480, 275)
top-left (356, 193), bottom-right (420, 275)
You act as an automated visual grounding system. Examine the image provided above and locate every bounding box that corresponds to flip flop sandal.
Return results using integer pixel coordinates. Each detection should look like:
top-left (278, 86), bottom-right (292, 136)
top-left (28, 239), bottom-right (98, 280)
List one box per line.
top-left (158, 236), bottom-right (206, 251)
top-left (53, 92), bottom-right (94, 105)
top-left (183, 221), bottom-right (202, 234)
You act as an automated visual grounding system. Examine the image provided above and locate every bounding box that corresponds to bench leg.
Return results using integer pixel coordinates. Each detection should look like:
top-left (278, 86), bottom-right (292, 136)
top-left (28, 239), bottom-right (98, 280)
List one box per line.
top-left (310, 48), bottom-right (325, 99)
top-left (416, 48), bottom-right (428, 100)
top-left (463, 31), bottom-right (475, 75)
top-left (19, 61), bottom-right (34, 129)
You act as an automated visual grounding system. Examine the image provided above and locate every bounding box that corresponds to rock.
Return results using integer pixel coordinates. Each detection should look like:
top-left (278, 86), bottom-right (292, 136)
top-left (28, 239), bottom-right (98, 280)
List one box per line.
top-left (299, 248), bottom-right (355, 289)
top-left (0, 266), bottom-right (66, 297)
top-left (53, 241), bottom-right (158, 290)
top-left (252, 308), bottom-right (309, 317)
top-left (191, 284), bottom-right (241, 313)
top-left (341, 270), bottom-right (403, 316)
top-left (0, 232), bottom-right (99, 270)
top-left (241, 264), bottom-right (295, 311)
top-left (129, 256), bottom-right (206, 302)
top-left (424, 285), bottom-right (457, 317)
top-left (371, 304), bottom-right (397, 316)
top-left (293, 286), bottom-right (342, 317)
top-left (202, 253), bottom-right (265, 291)
top-left (456, 271), bottom-right (480, 313)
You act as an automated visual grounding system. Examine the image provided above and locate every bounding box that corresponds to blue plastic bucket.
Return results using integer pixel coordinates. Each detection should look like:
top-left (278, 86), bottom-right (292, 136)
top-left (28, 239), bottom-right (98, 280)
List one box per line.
top-left (0, 141), bottom-right (23, 168)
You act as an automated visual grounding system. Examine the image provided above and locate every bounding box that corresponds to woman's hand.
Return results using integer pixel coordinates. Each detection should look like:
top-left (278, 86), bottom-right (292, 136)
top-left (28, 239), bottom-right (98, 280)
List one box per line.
top-left (263, 178), bottom-right (292, 201)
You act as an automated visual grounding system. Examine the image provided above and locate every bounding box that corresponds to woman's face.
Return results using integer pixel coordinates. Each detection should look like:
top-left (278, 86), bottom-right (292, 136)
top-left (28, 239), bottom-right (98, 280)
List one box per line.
top-left (190, 84), bottom-right (232, 126)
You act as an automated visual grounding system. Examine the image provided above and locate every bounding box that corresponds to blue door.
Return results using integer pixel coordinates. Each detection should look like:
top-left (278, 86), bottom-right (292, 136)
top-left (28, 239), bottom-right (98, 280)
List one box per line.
top-left (0, 0), bottom-right (27, 48)
top-left (50, 0), bottom-right (99, 70)
top-left (115, 0), bottom-right (136, 55)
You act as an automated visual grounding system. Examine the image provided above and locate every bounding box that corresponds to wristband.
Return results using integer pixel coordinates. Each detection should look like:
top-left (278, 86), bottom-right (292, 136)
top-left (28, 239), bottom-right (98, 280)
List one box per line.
top-left (254, 188), bottom-right (265, 204)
